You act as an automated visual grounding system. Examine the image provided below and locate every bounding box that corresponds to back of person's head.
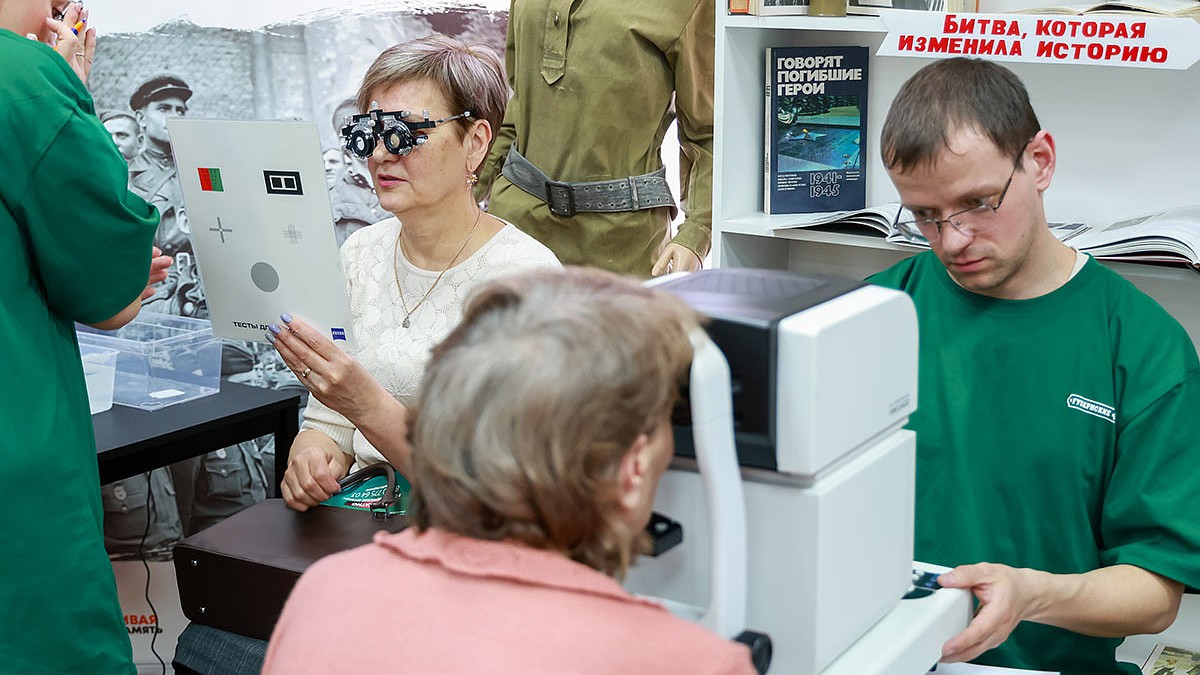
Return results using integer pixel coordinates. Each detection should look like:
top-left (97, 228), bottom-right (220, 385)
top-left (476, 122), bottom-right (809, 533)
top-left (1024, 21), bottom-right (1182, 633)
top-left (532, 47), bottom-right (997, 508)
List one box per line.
top-left (407, 267), bottom-right (700, 578)
top-left (331, 97), bottom-right (358, 134)
top-left (355, 34), bottom-right (507, 152)
top-left (881, 57), bottom-right (1041, 173)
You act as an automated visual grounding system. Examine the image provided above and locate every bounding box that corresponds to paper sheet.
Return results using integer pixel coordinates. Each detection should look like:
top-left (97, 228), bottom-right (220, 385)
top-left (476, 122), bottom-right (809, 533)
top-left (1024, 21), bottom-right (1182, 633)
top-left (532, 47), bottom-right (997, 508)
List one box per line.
top-left (932, 664), bottom-right (1057, 675)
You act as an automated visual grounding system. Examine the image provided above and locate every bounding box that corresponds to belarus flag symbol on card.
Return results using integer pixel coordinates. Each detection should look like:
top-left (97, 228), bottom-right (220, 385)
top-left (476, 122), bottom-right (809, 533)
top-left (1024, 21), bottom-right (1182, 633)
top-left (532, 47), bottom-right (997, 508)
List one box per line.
top-left (198, 167), bottom-right (223, 192)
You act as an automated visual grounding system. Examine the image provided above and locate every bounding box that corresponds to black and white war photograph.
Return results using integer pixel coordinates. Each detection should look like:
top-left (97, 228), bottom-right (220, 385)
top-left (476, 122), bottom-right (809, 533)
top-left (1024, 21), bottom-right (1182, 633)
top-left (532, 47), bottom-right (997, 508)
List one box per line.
top-left (77, 0), bottom-right (505, 666)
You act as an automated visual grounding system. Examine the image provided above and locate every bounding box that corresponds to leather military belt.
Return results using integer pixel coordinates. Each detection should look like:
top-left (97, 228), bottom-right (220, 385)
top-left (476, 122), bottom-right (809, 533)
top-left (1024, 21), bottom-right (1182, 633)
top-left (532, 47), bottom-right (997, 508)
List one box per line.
top-left (502, 145), bottom-right (677, 218)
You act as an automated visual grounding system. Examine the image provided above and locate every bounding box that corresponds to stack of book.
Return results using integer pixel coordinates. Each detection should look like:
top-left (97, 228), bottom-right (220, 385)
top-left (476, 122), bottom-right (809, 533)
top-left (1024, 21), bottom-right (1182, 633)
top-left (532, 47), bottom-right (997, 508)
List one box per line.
top-left (772, 203), bottom-right (1200, 270)
top-left (1007, 0), bottom-right (1200, 18)
top-left (731, 0), bottom-right (979, 16)
top-left (1048, 205), bottom-right (1200, 268)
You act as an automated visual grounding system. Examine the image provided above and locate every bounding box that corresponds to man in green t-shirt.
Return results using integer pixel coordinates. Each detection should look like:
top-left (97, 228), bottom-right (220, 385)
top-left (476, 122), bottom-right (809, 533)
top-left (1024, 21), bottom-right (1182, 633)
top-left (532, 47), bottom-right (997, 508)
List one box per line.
top-left (868, 58), bottom-right (1200, 674)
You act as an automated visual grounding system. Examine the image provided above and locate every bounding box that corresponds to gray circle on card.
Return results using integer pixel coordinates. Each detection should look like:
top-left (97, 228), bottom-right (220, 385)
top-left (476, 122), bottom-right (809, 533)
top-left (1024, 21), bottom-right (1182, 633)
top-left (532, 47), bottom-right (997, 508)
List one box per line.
top-left (250, 262), bottom-right (280, 293)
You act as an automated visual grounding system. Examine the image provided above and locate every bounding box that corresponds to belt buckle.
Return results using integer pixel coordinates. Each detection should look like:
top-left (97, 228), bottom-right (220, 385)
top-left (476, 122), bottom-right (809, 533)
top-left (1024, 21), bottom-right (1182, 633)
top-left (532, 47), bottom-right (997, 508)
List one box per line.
top-left (544, 180), bottom-right (576, 217)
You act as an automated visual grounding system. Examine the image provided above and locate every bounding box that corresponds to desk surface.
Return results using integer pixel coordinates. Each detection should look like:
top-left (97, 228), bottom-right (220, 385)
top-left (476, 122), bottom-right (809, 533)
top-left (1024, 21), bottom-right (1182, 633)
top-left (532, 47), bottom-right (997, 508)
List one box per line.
top-left (94, 381), bottom-right (302, 486)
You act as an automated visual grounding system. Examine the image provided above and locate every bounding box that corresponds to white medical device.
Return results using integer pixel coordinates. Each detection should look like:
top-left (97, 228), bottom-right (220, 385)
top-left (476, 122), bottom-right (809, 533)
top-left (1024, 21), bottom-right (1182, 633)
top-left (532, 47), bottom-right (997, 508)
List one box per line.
top-left (630, 268), bottom-right (935, 674)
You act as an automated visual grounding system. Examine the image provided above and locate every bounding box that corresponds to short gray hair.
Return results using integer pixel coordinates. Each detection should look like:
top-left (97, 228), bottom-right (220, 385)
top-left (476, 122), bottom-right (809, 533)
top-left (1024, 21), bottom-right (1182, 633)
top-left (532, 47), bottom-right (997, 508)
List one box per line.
top-left (355, 34), bottom-right (507, 152)
top-left (407, 267), bottom-right (701, 578)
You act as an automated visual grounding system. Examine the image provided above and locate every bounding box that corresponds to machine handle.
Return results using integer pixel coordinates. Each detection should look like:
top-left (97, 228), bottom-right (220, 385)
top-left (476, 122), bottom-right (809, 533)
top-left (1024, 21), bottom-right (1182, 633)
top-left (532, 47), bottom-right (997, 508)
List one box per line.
top-left (645, 511), bottom-right (683, 557)
top-left (734, 630), bottom-right (773, 674)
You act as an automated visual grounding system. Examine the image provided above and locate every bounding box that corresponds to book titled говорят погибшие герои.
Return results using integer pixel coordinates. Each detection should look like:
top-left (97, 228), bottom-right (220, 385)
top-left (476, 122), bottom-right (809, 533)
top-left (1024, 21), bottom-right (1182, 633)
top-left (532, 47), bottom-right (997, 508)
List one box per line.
top-left (764, 45), bottom-right (869, 216)
top-left (771, 202), bottom-right (1200, 270)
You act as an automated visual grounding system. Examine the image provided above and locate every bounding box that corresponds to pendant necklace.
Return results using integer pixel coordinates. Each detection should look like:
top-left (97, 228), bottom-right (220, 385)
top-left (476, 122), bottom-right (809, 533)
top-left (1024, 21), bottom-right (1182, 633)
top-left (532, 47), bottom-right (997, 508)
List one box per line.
top-left (393, 209), bottom-right (484, 329)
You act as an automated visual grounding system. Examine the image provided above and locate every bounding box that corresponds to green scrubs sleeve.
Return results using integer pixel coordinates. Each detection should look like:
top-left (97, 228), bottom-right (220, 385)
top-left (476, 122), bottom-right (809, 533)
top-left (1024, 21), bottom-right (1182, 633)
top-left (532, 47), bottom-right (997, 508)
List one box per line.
top-left (15, 107), bottom-right (159, 325)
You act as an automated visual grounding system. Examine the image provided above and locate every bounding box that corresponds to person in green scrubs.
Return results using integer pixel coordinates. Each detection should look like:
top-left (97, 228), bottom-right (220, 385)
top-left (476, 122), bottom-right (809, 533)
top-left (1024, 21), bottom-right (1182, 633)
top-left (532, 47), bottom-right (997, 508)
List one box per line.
top-left (0, 1), bottom-right (168, 672)
top-left (868, 58), bottom-right (1200, 673)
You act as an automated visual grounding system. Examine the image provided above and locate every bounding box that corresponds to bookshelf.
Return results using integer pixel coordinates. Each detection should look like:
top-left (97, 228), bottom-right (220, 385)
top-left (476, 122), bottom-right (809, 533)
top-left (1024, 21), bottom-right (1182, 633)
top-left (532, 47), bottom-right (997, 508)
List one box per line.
top-left (712, 8), bottom-right (1200, 350)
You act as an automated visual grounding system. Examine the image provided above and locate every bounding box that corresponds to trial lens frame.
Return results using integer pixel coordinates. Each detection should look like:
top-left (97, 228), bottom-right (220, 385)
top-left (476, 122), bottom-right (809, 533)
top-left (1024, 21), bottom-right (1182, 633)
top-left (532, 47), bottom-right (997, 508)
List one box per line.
top-left (340, 108), bottom-right (473, 159)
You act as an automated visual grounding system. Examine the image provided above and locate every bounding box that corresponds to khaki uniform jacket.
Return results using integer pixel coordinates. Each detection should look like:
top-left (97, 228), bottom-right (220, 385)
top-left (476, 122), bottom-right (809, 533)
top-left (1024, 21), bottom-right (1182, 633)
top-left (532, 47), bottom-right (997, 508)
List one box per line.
top-left (480, 0), bottom-right (715, 276)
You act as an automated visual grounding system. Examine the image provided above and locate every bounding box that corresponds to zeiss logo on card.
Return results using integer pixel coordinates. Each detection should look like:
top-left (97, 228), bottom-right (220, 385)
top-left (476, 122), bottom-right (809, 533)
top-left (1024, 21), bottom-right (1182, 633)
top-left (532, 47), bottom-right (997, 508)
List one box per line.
top-left (264, 170), bottom-right (303, 195)
top-left (331, 328), bottom-right (347, 341)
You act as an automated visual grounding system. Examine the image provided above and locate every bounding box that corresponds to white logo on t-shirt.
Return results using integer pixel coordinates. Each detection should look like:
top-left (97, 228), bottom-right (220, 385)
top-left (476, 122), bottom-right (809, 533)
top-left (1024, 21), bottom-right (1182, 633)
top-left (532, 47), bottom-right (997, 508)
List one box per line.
top-left (1066, 394), bottom-right (1116, 423)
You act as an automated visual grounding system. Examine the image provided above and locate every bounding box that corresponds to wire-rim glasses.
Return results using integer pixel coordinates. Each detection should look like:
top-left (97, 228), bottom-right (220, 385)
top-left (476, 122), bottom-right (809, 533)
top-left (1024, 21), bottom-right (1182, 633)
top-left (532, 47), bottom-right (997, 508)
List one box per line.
top-left (893, 139), bottom-right (1032, 245)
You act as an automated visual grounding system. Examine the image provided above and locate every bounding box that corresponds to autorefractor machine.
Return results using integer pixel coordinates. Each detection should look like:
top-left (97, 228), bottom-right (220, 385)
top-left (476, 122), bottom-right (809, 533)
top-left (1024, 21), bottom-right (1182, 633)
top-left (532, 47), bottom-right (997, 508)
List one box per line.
top-left (630, 267), bottom-right (969, 674)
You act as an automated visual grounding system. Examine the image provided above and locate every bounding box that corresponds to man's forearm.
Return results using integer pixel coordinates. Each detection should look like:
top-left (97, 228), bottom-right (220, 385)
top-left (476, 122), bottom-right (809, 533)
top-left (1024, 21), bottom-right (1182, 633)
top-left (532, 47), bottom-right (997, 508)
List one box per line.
top-left (1024, 564), bottom-right (1182, 637)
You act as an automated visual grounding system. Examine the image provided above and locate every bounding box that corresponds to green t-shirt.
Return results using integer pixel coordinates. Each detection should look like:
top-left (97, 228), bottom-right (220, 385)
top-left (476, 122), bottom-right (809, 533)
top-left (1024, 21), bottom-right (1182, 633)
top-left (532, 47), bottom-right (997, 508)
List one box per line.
top-left (479, 0), bottom-right (714, 276)
top-left (0, 30), bottom-right (158, 674)
top-left (870, 251), bottom-right (1200, 674)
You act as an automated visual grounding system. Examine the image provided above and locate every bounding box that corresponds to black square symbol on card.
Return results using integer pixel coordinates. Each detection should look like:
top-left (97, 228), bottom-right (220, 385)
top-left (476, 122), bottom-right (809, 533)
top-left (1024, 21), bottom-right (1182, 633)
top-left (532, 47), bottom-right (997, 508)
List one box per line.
top-left (263, 170), bottom-right (303, 195)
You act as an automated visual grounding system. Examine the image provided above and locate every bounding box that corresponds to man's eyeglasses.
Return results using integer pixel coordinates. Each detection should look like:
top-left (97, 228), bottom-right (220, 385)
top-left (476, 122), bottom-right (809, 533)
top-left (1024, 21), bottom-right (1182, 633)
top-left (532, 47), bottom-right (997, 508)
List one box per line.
top-left (340, 107), bottom-right (473, 159)
top-left (893, 139), bottom-right (1032, 245)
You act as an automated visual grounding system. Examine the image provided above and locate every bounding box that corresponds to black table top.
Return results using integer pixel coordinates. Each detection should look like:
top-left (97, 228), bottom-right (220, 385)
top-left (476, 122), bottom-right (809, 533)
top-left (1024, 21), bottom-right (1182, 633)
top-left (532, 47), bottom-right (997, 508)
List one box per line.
top-left (93, 381), bottom-right (301, 484)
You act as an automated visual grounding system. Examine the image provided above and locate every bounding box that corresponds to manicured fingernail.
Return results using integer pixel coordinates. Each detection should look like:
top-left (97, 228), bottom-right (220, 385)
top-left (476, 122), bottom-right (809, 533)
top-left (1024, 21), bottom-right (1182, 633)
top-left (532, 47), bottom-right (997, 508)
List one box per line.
top-left (268, 324), bottom-right (281, 334)
top-left (265, 332), bottom-right (276, 343)
top-left (281, 313), bottom-right (293, 324)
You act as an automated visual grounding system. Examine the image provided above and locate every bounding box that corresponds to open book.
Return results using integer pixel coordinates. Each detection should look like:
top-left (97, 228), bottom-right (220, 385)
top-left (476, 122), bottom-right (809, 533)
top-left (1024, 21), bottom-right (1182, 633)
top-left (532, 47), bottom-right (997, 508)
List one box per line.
top-left (772, 202), bottom-right (927, 248)
top-left (848, 0), bottom-right (978, 15)
top-left (1142, 642), bottom-right (1200, 674)
top-left (1050, 204), bottom-right (1200, 269)
top-left (1009, 0), bottom-right (1200, 17)
top-left (774, 202), bottom-right (1200, 270)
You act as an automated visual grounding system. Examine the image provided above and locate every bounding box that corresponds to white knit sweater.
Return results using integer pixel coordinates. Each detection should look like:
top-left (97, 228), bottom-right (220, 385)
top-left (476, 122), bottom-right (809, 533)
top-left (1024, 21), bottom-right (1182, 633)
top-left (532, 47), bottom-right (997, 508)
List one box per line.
top-left (301, 216), bottom-right (560, 469)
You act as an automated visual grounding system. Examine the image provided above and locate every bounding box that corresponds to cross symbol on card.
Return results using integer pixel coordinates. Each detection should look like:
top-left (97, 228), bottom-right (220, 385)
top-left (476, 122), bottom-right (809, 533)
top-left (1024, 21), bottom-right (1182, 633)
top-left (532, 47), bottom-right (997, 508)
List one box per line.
top-left (210, 217), bottom-right (233, 244)
top-left (282, 224), bottom-right (303, 244)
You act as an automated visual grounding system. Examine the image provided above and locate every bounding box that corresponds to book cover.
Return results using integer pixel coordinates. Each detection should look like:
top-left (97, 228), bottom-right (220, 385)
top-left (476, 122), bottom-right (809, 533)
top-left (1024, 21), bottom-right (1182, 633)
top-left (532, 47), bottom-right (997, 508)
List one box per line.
top-left (749, 0), bottom-right (810, 15)
top-left (764, 45), bottom-right (869, 215)
top-left (1142, 643), bottom-right (1200, 674)
top-left (848, 0), bottom-right (967, 13)
top-left (847, 0), bottom-right (892, 14)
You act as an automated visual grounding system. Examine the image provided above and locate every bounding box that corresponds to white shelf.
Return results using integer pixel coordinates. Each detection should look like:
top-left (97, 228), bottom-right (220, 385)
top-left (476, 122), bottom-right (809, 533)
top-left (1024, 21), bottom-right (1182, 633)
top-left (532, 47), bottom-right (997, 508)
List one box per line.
top-left (722, 219), bottom-right (1200, 275)
top-left (721, 217), bottom-right (920, 252)
top-left (720, 226), bottom-right (1200, 348)
top-left (724, 14), bottom-right (887, 32)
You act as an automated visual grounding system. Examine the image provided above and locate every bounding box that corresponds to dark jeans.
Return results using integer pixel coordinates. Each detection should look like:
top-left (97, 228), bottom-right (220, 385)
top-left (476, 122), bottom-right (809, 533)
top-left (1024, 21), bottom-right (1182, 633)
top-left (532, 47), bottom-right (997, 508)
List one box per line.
top-left (173, 623), bottom-right (267, 675)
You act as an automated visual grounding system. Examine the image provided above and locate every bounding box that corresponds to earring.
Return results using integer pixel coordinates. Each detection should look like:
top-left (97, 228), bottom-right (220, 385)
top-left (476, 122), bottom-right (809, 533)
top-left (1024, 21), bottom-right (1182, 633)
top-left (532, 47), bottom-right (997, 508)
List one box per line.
top-left (466, 171), bottom-right (479, 187)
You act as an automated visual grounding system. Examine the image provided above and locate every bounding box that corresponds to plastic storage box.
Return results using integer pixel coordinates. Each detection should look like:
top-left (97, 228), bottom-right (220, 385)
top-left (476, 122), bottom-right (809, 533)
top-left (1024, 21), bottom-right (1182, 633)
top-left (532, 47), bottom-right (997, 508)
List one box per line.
top-left (79, 342), bottom-right (119, 415)
top-left (76, 313), bottom-right (221, 411)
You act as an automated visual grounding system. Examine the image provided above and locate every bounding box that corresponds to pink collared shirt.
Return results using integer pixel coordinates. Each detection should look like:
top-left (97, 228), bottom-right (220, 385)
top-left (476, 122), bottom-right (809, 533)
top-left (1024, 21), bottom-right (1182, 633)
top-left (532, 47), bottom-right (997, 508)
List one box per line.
top-left (263, 527), bottom-right (756, 674)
